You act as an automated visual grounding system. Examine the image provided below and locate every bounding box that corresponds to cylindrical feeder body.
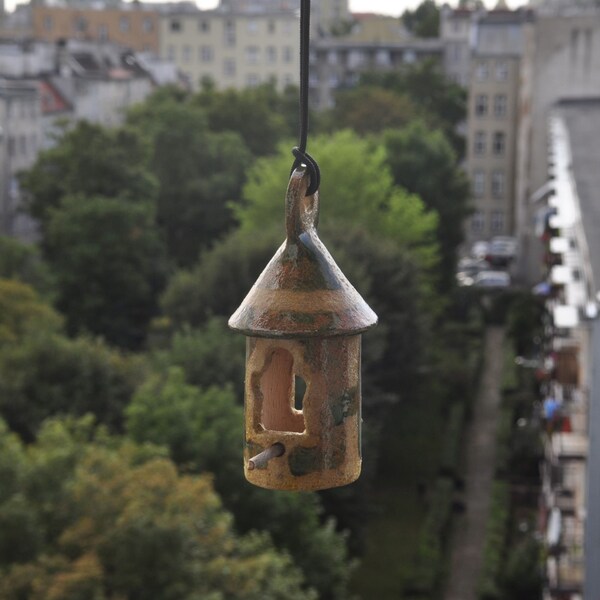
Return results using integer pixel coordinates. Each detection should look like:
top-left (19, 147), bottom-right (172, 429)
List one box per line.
top-left (229, 168), bottom-right (377, 491)
top-left (244, 335), bottom-right (361, 490)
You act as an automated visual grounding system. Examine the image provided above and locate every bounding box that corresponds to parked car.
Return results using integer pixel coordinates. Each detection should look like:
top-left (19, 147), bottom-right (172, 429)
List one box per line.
top-left (456, 257), bottom-right (491, 286)
top-left (486, 236), bottom-right (518, 267)
top-left (474, 270), bottom-right (511, 288)
top-left (471, 241), bottom-right (490, 259)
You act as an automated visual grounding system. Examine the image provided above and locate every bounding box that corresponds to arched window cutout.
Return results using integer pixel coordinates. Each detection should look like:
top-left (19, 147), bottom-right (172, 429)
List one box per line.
top-left (259, 348), bottom-right (305, 433)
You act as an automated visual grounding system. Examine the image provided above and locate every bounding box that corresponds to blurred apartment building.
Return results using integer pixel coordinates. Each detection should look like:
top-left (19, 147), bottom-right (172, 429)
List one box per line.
top-left (0, 39), bottom-right (178, 239)
top-left (0, 79), bottom-right (39, 239)
top-left (446, 2), bottom-right (600, 598)
top-left (219, 0), bottom-right (351, 35)
top-left (159, 8), bottom-right (300, 92)
top-left (310, 14), bottom-right (443, 110)
top-left (463, 8), bottom-right (531, 246)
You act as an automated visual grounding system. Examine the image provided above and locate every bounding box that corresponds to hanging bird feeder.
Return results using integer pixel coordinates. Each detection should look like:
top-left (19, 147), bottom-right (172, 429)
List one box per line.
top-left (228, 0), bottom-right (377, 492)
top-left (229, 167), bottom-right (377, 491)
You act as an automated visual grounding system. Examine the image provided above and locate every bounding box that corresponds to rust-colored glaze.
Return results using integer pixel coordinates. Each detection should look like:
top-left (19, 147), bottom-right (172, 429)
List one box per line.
top-left (244, 336), bottom-right (362, 491)
top-left (229, 168), bottom-right (377, 338)
top-left (229, 167), bottom-right (377, 491)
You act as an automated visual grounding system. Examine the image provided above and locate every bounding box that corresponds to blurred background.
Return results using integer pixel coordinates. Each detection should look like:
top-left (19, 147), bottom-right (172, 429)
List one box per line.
top-left (0, 0), bottom-right (598, 598)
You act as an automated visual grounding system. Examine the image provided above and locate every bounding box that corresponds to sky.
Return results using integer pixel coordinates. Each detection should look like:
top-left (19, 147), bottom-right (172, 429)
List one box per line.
top-left (189, 0), bottom-right (526, 15)
top-left (5, 0), bottom-right (527, 19)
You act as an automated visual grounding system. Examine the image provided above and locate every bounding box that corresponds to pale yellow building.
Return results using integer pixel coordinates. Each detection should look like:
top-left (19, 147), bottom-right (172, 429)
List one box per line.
top-left (159, 10), bottom-right (300, 91)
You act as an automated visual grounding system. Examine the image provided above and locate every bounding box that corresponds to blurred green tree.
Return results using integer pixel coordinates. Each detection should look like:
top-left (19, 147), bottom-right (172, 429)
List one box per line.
top-left (194, 83), bottom-right (295, 156)
top-left (383, 121), bottom-right (472, 289)
top-left (0, 330), bottom-right (145, 441)
top-left (402, 0), bottom-right (440, 38)
top-left (327, 87), bottom-right (420, 135)
top-left (19, 122), bottom-right (157, 230)
top-left (127, 92), bottom-right (252, 266)
top-left (0, 417), bottom-right (317, 600)
top-left (151, 317), bottom-right (246, 398)
top-left (45, 195), bottom-right (166, 349)
top-left (126, 369), bottom-right (354, 600)
top-left (360, 60), bottom-right (467, 155)
top-left (0, 237), bottom-right (54, 297)
top-left (0, 279), bottom-right (62, 345)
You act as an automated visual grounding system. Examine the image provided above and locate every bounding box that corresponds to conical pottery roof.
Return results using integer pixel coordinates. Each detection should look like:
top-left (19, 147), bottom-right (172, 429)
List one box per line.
top-left (229, 168), bottom-right (378, 338)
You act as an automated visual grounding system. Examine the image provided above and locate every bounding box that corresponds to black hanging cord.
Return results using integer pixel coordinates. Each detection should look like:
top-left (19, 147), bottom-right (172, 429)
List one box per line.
top-left (290, 0), bottom-right (320, 196)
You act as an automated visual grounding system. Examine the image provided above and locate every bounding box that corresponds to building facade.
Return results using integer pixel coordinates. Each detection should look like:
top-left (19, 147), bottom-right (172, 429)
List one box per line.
top-left (440, 6), bottom-right (474, 87)
top-left (0, 80), bottom-right (42, 239)
top-left (31, 5), bottom-right (159, 53)
top-left (218, 0), bottom-right (350, 35)
top-left (310, 15), bottom-right (442, 110)
top-left (159, 10), bottom-right (299, 91)
top-left (464, 9), bottom-right (531, 245)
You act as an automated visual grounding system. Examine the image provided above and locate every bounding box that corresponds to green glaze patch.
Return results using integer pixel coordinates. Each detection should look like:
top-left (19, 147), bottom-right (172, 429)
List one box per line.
top-left (329, 388), bottom-right (358, 426)
top-left (288, 446), bottom-right (321, 476)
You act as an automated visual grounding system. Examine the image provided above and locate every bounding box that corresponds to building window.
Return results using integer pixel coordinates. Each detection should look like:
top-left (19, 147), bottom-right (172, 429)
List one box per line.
top-left (375, 49), bottom-right (391, 67)
top-left (247, 19), bottom-right (258, 34)
top-left (170, 20), bottom-right (181, 32)
top-left (450, 42), bottom-right (461, 62)
top-left (492, 170), bottom-right (505, 198)
top-left (473, 170), bottom-right (486, 197)
top-left (98, 24), bottom-right (108, 41)
top-left (245, 46), bottom-right (259, 64)
top-left (403, 49), bottom-right (416, 64)
top-left (74, 17), bottom-right (87, 33)
top-left (266, 46), bottom-right (277, 64)
top-left (474, 131), bottom-right (486, 155)
top-left (348, 50), bottom-right (366, 68)
top-left (120, 17), bottom-right (130, 32)
top-left (475, 94), bottom-right (488, 117)
top-left (224, 21), bottom-right (236, 47)
top-left (224, 58), bottom-right (236, 77)
top-left (491, 210), bottom-right (505, 232)
top-left (494, 94), bottom-right (507, 117)
top-left (43, 15), bottom-right (53, 31)
top-left (327, 50), bottom-right (338, 65)
top-left (143, 18), bottom-right (154, 33)
top-left (496, 60), bottom-right (508, 81)
top-left (284, 74), bottom-right (294, 86)
top-left (268, 20), bottom-right (276, 34)
top-left (200, 45), bottom-right (214, 62)
top-left (282, 20), bottom-right (293, 34)
top-left (283, 46), bottom-right (293, 63)
top-left (199, 19), bottom-right (210, 32)
top-left (493, 131), bottom-right (506, 156)
top-left (19, 135), bottom-right (26, 156)
top-left (167, 45), bottom-right (176, 60)
top-left (471, 211), bottom-right (485, 233)
top-left (475, 60), bottom-right (489, 81)
top-left (183, 45), bottom-right (191, 63)
top-left (246, 73), bottom-right (260, 87)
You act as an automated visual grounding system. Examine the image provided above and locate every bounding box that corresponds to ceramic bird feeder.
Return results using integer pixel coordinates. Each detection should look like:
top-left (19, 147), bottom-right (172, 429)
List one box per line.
top-left (229, 167), bottom-right (378, 491)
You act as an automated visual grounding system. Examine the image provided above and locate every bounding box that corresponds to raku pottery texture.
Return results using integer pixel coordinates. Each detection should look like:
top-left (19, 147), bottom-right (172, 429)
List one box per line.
top-left (229, 167), bottom-right (377, 491)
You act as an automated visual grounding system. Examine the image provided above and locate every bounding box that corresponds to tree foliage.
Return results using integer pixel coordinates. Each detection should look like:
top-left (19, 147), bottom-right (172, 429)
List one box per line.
top-left (383, 121), bottom-right (471, 289)
top-left (45, 195), bottom-right (166, 349)
top-left (0, 237), bottom-right (54, 297)
top-left (0, 417), bottom-right (317, 600)
top-left (402, 0), bottom-right (441, 38)
top-left (194, 83), bottom-right (296, 157)
top-left (127, 90), bottom-right (252, 266)
top-left (360, 60), bottom-right (467, 154)
top-left (0, 279), bottom-right (62, 345)
top-left (19, 121), bottom-right (157, 230)
top-left (126, 369), bottom-right (354, 600)
top-left (328, 87), bottom-right (420, 135)
top-left (0, 330), bottom-right (144, 442)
